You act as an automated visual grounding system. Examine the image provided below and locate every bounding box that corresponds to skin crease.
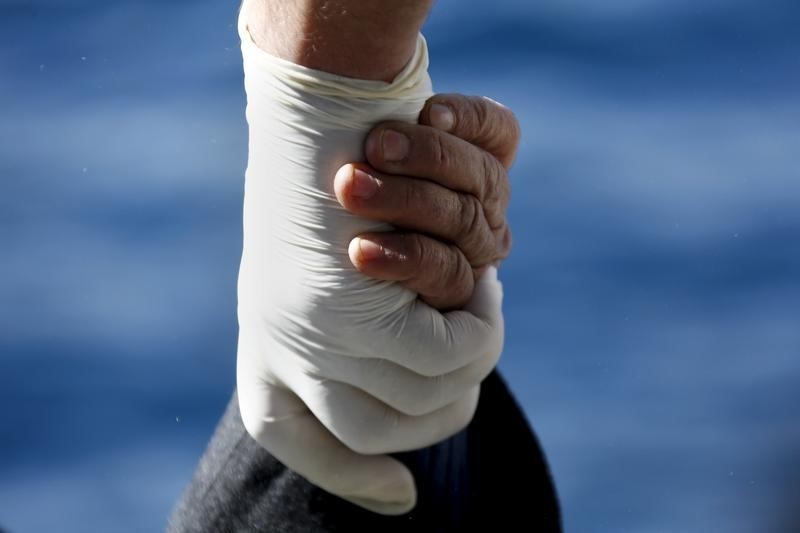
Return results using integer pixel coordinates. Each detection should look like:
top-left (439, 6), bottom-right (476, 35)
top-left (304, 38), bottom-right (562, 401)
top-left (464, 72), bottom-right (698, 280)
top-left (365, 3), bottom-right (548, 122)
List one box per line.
top-left (246, 0), bottom-right (435, 82)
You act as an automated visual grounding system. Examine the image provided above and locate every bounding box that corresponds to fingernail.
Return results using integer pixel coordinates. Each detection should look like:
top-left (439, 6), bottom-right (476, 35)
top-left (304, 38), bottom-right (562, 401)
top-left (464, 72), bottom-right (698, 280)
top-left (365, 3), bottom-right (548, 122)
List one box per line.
top-left (429, 103), bottom-right (455, 131)
top-left (350, 168), bottom-right (379, 199)
top-left (356, 238), bottom-right (385, 261)
top-left (381, 130), bottom-right (409, 162)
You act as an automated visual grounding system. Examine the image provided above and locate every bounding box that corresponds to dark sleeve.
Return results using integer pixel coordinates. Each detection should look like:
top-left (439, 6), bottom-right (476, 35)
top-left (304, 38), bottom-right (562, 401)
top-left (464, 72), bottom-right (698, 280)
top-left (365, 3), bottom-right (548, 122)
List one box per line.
top-left (166, 369), bottom-right (561, 533)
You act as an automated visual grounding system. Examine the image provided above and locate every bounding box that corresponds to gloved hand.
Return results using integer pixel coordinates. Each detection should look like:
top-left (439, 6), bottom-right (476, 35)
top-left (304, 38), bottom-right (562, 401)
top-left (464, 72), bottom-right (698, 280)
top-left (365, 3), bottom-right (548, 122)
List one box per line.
top-left (236, 11), bottom-right (513, 515)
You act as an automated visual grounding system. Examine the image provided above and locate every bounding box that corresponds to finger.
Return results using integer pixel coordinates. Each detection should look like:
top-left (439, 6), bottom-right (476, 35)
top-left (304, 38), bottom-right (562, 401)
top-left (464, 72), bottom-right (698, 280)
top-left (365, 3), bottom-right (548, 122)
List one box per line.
top-left (418, 94), bottom-right (521, 169)
top-left (357, 266), bottom-right (504, 378)
top-left (239, 385), bottom-right (417, 514)
top-left (240, 269), bottom-right (502, 461)
top-left (334, 164), bottom-right (503, 267)
top-left (299, 336), bottom-right (501, 417)
top-left (289, 370), bottom-right (481, 455)
top-left (364, 123), bottom-right (509, 229)
top-left (496, 223), bottom-right (512, 263)
top-left (237, 336), bottom-right (417, 515)
top-left (347, 232), bottom-right (474, 310)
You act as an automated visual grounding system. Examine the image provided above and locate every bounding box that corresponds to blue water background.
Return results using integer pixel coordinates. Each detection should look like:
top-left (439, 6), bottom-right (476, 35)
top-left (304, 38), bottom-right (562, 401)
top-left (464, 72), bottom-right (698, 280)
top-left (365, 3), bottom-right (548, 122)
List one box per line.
top-left (1, 1), bottom-right (799, 531)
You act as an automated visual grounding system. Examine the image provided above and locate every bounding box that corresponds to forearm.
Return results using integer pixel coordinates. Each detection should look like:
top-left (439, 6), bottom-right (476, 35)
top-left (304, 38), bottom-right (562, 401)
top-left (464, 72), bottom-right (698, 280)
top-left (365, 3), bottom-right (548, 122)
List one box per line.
top-left (243, 0), bottom-right (434, 82)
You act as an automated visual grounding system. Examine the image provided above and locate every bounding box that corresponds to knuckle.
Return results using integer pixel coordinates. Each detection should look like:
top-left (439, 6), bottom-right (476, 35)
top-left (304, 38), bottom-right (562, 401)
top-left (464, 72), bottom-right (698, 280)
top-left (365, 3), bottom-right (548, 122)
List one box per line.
top-left (473, 96), bottom-right (490, 133)
top-left (424, 245), bottom-right (473, 311)
top-left (495, 223), bottom-right (512, 261)
top-left (450, 253), bottom-right (475, 307)
top-left (337, 415), bottom-right (385, 455)
top-left (397, 399), bottom-right (430, 417)
top-left (481, 155), bottom-right (509, 227)
top-left (480, 152), bottom-right (500, 196)
top-left (453, 389), bottom-right (480, 433)
top-left (340, 428), bottom-right (374, 455)
top-left (504, 114), bottom-right (522, 166)
top-left (406, 326), bottom-right (461, 377)
top-left (485, 97), bottom-right (519, 138)
top-left (500, 106), bottom-right (522, 166)
top-left (502, 175), bottom-right (512, 211)
top-left (456, 249), bottom-right (474, 284)
top-left (457, 195), bottom-right (492, 264)
top-left (431, 131), bottom-right (451, 173)
top-left (456, 194), bottom-right (480, 242)
top-left (399, 379), bottom-right (444, 416)
top-left (505, 106), bottom-right (522, 146)
top-left (449, 245), bottom-right (470, 281)
top-left (441, 244), bottom-right (463, 287)
top-left (414, 357), bottom-right (447, 378)
top-left (479, 96), bottom-right (521, 167)
top-left (408, 233), bottom-right (426, 266)
top-left (239, 403), bottom-right (269, 444)
top-left (506, 225), bottom-right (513, 255)
top-left (424, 245), bottom-right (450, 291)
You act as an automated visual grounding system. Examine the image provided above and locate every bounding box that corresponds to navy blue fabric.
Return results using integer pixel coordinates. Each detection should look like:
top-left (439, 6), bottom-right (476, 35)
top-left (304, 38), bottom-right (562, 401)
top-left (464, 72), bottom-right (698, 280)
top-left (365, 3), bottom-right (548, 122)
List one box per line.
top-left (167, 370), bottom-right (561, 532)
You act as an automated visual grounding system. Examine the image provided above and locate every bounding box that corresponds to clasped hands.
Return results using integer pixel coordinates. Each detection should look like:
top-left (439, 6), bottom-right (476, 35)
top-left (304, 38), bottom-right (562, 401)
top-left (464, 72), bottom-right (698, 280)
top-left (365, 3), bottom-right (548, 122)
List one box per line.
top-left (240, 93), bottom-right (520, 514)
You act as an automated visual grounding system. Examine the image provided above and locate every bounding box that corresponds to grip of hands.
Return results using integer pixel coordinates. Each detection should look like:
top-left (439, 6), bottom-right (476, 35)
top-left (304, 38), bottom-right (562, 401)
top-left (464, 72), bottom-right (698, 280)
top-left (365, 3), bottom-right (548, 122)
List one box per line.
top-left (236, 11), bottom-right (504, 515)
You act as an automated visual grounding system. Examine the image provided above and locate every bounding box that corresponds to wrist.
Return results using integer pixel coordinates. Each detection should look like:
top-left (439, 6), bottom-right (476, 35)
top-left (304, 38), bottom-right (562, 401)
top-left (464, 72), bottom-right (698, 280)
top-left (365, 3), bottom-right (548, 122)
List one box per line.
top-left (243, 0), bottom-right (433, 82)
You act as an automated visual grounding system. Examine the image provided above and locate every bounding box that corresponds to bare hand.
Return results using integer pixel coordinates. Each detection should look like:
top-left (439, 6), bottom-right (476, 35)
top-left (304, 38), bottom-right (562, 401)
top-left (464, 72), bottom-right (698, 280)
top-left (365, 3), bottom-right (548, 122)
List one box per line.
top-left (334, 94), bottom-right (520, 309)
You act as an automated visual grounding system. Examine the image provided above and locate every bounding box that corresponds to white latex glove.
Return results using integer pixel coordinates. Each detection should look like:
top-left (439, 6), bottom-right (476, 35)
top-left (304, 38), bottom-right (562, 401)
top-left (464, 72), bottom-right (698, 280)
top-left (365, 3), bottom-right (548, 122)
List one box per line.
top-left (236, 8), bottom-right (505, 515)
